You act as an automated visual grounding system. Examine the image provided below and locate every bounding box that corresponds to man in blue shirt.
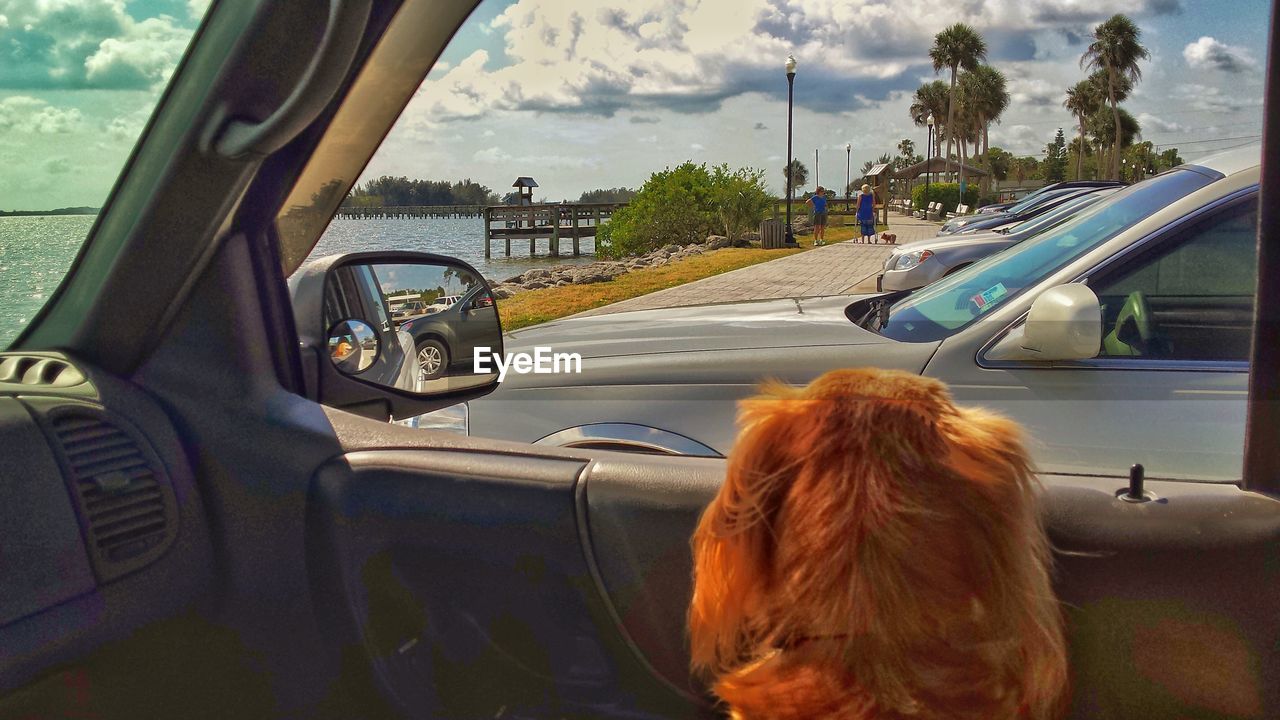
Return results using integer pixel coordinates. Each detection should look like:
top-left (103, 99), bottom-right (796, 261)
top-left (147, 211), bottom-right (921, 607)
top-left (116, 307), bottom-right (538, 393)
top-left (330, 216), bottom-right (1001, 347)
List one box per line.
top-left (806, 186), bottom-right (829, 245)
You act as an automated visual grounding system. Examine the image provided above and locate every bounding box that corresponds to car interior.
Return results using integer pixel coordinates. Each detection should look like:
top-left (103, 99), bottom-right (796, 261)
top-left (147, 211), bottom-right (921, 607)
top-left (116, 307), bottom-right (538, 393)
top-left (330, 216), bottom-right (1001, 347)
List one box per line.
top-left (1, 1), bottom-right (1278, 719)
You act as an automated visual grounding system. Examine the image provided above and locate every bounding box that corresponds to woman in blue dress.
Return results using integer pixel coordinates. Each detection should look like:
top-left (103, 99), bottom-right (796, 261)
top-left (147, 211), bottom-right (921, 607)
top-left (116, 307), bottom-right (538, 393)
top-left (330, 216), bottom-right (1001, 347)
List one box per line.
top-left (856, 183), bottom-right (877, 243)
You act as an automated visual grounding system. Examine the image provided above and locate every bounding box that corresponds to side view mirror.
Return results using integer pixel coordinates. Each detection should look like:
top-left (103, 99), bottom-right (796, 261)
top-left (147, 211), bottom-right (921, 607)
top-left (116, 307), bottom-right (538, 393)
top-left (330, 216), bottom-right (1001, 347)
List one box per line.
top-left (985, 284), bottom-right (1101, 363)
top-left (290, 252), bottom-right (504, 420)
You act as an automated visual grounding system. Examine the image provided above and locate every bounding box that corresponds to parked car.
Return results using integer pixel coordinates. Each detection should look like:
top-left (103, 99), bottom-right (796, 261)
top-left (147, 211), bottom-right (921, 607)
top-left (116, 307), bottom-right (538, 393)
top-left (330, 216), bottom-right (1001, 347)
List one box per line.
top-left (471, 147), bottom-right (1259, 484)
top-left (879, 187), bottom-right (1119, 291)
top-left (939, 185), bottom-right (1103, 235)
top-left (425, 294), bottom-right (462, 314)
top-left (974, 180), bottom-right (1125, 214)
top-left (390, 299), bottom-right (429, 322)
top-left (399, 283), bottom-right (501, 380)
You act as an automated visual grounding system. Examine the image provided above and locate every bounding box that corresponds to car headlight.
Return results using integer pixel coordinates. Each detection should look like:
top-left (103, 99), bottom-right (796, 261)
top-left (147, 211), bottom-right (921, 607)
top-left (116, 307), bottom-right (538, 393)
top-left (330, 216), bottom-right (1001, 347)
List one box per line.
top-left (893, 250), bottom-right (933, 271)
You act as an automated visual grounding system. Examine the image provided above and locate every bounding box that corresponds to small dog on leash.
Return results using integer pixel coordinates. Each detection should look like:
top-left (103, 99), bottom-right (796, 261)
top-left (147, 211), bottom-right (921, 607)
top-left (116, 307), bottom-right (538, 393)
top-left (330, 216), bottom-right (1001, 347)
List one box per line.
top-left (689, 368), bottom-right (1068, 720)
top-left (880, 232), bottom-right (897, 244)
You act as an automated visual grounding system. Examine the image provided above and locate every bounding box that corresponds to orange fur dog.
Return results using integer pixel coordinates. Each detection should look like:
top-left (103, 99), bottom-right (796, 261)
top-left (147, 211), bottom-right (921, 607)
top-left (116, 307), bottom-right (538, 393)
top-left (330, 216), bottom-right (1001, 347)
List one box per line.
top-left (689, 368), bottom-right (1068, 720)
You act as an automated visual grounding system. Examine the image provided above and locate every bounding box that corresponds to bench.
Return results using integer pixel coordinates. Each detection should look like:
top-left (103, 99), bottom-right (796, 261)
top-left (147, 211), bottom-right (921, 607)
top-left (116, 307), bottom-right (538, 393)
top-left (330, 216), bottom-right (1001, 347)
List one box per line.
top-left (926, 202), bottom-right (944, 222)
top-left (955, 203), bottom-right (970, 215)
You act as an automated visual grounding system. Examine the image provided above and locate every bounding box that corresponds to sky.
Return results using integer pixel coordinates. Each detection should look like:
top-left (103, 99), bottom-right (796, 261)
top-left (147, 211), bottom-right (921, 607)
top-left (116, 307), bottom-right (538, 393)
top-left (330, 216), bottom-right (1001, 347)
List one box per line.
top-left (0, 0), bottom-right (1270, 210)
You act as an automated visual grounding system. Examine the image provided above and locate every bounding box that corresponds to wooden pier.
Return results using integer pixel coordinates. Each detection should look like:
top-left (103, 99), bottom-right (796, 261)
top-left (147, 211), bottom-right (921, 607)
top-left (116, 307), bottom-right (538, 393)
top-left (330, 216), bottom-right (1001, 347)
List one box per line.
top-left (483, 203), bottom-right (626, 258)
top-left (336, 204), bottom-right (484, 219)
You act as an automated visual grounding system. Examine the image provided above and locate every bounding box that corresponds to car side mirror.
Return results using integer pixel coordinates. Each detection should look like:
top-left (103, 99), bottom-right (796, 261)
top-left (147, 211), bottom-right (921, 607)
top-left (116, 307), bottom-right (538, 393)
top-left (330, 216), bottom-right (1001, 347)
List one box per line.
top-left (985, 284), bottom-right (1102, 362)
top-left (290, 252), bottom-right (504, 421)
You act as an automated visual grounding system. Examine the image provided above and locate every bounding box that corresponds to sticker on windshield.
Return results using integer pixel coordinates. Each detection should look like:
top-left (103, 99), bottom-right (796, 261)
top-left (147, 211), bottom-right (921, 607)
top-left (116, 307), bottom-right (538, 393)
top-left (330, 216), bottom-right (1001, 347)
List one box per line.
top-left (970, 282), bottom-right (1008, 312)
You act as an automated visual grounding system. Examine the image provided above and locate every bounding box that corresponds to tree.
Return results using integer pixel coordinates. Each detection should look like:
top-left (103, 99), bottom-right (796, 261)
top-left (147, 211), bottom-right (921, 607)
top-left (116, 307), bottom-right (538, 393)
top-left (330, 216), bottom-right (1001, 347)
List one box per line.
top-left (896, 136), bottom-right (916, 160)
top-left (782, 159), bottom-right (808, 194)
top-left (958, 64), bottom-right (1008, 196)
top-left (985, 146), bottom-right (1012, 187)
top-left (1064, 79), bottom-right (1102, 181)
top-left (1082, 14), bottom-right (1150, 179)
top-left (1088, 107), bottom-right (1141, 176)
top-left (579, 187), bottom-right (637, 203)
top-left (910, 80), bottom-right (950, 158)
top-left (710, 165), bottom-right (773, 243)
top-left (930, 24), bottom-right (987, 177)
top-left (1042, 130), bottom-right (1068, 183)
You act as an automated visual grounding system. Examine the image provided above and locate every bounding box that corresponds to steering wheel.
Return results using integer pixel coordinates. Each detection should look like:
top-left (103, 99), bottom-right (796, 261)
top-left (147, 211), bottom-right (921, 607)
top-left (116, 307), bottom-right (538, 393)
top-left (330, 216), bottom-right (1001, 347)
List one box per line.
top-left (1106, 290), bottom-right (1155, 356)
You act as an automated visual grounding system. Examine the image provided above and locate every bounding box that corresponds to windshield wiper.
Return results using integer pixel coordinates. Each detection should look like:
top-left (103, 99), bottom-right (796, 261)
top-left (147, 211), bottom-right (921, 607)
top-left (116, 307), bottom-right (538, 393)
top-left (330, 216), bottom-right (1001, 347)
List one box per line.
top-left (854, 289), bottom-right (911, 332)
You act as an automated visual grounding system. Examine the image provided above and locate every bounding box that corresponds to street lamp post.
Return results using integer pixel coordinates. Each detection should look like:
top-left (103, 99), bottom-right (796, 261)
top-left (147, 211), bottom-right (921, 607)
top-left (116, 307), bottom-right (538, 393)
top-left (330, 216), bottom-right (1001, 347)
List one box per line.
top-left (845, 143), bottom-right (852, 210)
top-left (925, 113), bottom-right (935, 212)
top-left (784, 54), bottom-right (797, 246)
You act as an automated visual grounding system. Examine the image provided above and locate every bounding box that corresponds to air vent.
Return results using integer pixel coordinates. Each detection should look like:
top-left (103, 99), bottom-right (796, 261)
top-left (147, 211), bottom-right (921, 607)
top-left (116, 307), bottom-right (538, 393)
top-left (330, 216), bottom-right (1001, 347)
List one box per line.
top-left (49, 409), bottom-right (177, 582)
top-left (0, 355), bottom-right (85, 387)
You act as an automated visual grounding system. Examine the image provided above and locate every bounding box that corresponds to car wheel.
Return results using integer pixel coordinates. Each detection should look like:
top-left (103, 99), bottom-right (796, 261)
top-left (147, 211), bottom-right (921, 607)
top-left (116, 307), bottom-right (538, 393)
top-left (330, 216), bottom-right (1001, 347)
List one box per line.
top-left (415, 338), bottom-right (449, 381)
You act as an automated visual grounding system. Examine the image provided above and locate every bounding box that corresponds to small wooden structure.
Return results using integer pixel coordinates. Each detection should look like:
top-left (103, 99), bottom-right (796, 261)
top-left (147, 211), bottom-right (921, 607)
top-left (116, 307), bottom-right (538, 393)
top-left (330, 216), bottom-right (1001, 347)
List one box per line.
top-left (760, 218), bottom-right (785, 249)
top-left (483, 202), bottom-right (627, 258)
top-left (512, 176), bottom-right (538, 206)
top-left (863, 162), bottom-right (893, 226)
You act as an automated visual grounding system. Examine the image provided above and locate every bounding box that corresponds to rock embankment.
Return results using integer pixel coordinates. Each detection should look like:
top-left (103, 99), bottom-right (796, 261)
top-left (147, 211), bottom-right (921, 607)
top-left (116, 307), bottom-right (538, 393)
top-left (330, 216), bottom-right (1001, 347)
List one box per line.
top-left (490, 233), bottom-right (757, 298)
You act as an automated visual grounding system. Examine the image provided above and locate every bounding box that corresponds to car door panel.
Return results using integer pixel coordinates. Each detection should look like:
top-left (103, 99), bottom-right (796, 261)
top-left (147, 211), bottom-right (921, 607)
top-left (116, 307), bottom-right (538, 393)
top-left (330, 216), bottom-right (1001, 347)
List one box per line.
top-left (307, 447), bottom-right (713, 719)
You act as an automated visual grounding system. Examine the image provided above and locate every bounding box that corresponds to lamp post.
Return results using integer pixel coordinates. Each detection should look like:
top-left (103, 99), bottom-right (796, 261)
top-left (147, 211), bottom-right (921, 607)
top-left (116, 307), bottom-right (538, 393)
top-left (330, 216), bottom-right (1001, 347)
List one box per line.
top-left (845, 143), bottom-right (852, 210)
top-left (784, 54), bottom-right (797, 246)
top-left (925, 113), bottom-right (935, 211)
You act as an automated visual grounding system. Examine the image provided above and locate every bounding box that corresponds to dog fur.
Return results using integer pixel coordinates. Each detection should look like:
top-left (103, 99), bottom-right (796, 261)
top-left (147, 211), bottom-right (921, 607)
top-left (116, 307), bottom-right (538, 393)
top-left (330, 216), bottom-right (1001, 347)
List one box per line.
top-left (880, 232), bottom-right (898, 244)
top-left (689, 368), bottom-right (1068, 720)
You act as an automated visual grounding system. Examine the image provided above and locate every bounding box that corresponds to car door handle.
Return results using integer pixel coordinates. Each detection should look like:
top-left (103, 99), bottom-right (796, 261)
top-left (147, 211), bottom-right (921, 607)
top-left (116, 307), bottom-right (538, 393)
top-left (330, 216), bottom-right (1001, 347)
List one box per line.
top-left (208, 0), bottom-right (372, 159)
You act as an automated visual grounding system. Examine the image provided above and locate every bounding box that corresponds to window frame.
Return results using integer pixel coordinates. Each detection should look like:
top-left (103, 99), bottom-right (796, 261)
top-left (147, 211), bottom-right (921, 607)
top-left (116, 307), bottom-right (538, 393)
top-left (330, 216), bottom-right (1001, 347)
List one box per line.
top-left (977, 185), bottom-right (1259, 374)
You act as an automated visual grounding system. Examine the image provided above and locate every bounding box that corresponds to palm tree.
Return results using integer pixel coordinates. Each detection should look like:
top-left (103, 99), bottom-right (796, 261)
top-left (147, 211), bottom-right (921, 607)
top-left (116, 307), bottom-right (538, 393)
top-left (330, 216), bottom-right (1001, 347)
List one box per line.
top-left (909, 80), bottom-right (950, 151)
top-left (1084, 69), bottom-right (1131, 178)
top-left (959, 64), bottom-right (1008, 196)
top-left (1064, 80), bottom-right (1101, 181)
top-left (1082, 14), bottom-right (1150, 179)
top-left (930, 23), bottom-right (988, 178)
top-left (897, 138), bottom-right (915, 163)
top-left (782, 159), bottom-right (808, 193)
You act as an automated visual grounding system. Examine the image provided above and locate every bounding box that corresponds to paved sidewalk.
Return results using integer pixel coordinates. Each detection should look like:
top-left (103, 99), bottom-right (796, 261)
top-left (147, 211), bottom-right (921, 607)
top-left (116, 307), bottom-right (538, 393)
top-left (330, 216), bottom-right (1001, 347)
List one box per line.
top-left (572, 213), bottom-right (940, 317)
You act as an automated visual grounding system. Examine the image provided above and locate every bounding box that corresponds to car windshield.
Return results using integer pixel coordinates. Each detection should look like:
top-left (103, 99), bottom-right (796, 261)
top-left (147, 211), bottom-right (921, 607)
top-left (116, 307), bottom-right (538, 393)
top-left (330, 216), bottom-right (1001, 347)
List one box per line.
top-left (877, 170), bottom-right (1215, 343)
top-left (1003, 190), bottom-right (1114, 235)
top-left (1005, 187), bottom-right (1077, 215)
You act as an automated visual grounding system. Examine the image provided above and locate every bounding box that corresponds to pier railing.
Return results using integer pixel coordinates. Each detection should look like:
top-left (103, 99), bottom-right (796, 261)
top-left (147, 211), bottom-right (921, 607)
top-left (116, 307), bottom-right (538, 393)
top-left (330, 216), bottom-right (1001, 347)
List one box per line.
top-left (336, 205), bottom-right (484, 219)
top-left (483, 202), bottom-right (627, 258)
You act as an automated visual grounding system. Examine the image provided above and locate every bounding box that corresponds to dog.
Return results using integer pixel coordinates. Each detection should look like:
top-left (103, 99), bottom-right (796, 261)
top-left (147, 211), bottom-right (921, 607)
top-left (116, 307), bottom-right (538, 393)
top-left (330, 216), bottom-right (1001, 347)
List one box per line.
top-left (880, 232), bottom-right (897, 244)
top-left (689, 368), bottom-right (1068, 720)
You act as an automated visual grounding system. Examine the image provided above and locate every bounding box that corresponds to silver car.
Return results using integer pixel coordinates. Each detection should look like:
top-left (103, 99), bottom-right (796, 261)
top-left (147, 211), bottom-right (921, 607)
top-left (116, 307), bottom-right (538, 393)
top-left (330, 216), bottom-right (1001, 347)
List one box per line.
top-left (469, 146), bottom-right (1258, 483)
top-left (879, 188), bottom-right (1118, 292)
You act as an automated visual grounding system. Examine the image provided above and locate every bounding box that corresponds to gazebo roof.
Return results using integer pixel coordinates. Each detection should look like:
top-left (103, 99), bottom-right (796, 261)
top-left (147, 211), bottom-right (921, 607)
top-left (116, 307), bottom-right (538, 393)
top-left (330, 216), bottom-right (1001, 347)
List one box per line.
top-left (864, 162), bottom-right (892, 177)
top-left (512, 176), bottom-right (539, 188)
top-left (892, 157), bottom-right (988, 180)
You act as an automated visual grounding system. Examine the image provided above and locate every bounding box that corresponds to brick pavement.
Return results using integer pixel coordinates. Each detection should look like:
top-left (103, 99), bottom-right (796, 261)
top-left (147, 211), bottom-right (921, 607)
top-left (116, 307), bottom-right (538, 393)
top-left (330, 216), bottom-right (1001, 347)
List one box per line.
top-left (571, 212), bottom-right (941, 317)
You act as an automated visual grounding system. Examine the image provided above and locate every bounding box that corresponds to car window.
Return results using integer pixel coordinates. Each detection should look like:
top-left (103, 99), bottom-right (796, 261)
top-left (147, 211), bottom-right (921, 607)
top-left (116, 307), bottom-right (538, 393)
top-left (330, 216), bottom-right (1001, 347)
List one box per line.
top-left (880, 170), bottom-right (1216, 343)
top-left (1092, 197), bottom-right (1258, 362)
top-left (1006, 191), bottom-right (1109, 235)
top-left (0, 3), bottom-right (209, 348)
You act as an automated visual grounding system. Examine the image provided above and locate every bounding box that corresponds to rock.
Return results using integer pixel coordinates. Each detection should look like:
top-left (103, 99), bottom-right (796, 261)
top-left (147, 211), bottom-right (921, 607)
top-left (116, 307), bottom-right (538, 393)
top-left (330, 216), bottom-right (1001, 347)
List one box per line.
top-left (491, 285), bottom-right (517, 299)
top-left (706, 235), bottom-right (732, 250)
top-left (523, 280), bottom-right (549, 290)
top-left (661, 243), bottom-right (681, 254)
top-left (523, 268), bottom-right (551, 280)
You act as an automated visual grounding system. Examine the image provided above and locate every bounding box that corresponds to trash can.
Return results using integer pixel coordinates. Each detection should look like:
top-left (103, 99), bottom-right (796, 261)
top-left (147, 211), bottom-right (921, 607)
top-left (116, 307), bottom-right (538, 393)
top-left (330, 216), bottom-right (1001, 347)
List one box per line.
top-left (760, 218), bottom-right (785, 249)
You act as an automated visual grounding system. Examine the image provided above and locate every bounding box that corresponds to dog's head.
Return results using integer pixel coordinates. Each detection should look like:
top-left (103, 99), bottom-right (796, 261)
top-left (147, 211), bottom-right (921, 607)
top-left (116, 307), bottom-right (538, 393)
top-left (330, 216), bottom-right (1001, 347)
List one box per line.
top-left (689, 368), bottom-right (1067, 718)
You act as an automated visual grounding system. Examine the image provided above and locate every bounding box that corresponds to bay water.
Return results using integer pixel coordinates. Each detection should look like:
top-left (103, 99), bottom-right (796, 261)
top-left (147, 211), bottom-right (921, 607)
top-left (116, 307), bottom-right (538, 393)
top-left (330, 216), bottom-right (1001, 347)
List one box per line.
top-left (0, 215), bottom-right (599, 347)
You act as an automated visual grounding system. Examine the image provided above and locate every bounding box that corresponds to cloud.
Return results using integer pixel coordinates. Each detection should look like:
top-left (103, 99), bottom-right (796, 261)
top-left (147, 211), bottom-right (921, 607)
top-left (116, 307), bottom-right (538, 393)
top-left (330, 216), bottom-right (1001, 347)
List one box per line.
top-left (629, 115), bottom-right (660, 124)
top-left (753, 122), bottom-right (767, 130)
top-left (690, 143), bottom-right (705, 151)
top-left (1174, 84), bottom-right (1260, 113)
top-left (0, 96), bottom-right (81, 133)
top-left (187, 0), bottom-right (210, 18)
top-left (0, 1), bottom-right (194, 89)
top-left (42, 156), bottom-right (71, 174)
top-left (1183, 36), bottom-right (1256, 74)
top-left (1136, 112), bottom-right (1189, 134)
top-left (472, 144), bottom-right (596, 169)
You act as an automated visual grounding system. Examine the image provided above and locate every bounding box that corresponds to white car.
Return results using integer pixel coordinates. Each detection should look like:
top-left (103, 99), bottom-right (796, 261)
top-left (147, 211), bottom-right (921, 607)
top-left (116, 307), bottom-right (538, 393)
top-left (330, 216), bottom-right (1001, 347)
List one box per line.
top-left (425, 294), bottom-right (461, 314)
top-left (471, 145), bottom-right (1260, 483)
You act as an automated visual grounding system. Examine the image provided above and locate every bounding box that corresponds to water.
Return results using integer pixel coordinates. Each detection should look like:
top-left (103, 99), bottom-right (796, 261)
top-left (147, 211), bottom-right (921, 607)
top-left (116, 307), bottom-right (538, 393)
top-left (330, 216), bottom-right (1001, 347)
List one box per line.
top-left (309, 216), bottom-right (601, 282)
top-left (0, 215), bottom-right (95, 347)
top-left (0, 215), bottom-right (600, 347)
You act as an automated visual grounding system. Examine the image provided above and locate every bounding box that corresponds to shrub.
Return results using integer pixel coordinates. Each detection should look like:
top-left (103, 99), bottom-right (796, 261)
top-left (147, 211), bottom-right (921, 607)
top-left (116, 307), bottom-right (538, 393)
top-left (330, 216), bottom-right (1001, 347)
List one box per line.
top-left (911, 182), bottom-right (979, 215)
top-left (597, 162), bottom-right (772, 258)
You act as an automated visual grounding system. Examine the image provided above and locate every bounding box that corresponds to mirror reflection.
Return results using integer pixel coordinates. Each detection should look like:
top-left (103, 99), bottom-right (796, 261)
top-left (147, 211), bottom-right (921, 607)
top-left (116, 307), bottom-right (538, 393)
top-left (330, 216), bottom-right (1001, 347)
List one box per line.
top-left (327, 319), bottom-right (379, 374)
top-left (324, 262), bottom-right (502, 394)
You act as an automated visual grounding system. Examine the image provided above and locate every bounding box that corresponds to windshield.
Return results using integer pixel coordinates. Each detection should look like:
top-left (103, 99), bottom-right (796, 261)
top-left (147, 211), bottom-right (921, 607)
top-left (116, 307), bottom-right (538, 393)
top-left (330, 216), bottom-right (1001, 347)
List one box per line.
top-left (879, 170), bottom-right (1216, 343)
top-left (1004, 190), bottom-right (1115, 235)
top-left (1004, 187), bottom-right (1076, 215)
